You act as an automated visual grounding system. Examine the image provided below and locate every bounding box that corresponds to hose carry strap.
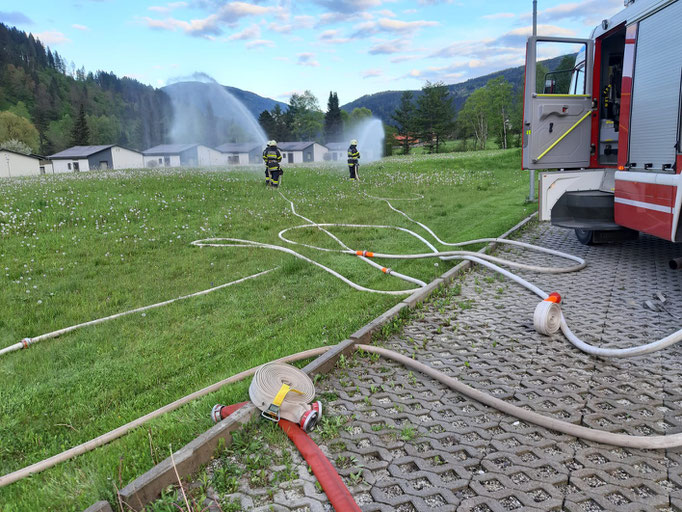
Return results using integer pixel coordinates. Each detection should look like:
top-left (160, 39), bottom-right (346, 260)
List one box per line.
top-left (262, 383), bottom-right (303, 422)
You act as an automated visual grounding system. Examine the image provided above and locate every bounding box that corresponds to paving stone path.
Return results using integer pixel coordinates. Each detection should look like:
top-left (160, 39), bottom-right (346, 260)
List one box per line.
top-left (219, 222), bottom-right (682, 511)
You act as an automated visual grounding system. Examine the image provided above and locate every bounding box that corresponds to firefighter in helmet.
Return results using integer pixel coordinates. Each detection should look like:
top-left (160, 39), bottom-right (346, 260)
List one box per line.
top-left (347, 139), bottom-right (360, 180)
top-left (262, 140), bottom-right (283, 187)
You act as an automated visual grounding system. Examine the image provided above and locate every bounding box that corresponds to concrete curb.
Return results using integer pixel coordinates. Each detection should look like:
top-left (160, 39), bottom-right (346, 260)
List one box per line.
top-left (119, 403), bottom-right (258, 510)
top-left (107, 211), bottom-right (538, 512)
top-left (82, 501), bottom-right (113, 512)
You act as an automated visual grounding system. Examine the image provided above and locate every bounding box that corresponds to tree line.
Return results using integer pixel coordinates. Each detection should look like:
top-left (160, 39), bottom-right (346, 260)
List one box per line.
top-left (258, 91), bottom-right (375, 145)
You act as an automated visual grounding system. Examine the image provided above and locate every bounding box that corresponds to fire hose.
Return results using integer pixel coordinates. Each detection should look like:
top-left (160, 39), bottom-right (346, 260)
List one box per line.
top-left (0, 268), bottom-right (278, 357)
top-left (0, 347), bottom-right (330, 488)
top-left (213, 362), bottom-right (322, 431)
top-left (192, 190), bottom-right (682, 358)
top-left (6, 340), bottom-right (682, 492)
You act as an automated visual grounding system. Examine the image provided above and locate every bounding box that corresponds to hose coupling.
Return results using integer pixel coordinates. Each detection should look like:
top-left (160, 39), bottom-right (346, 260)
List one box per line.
top-left (533, 292), bottom-right (563, 335)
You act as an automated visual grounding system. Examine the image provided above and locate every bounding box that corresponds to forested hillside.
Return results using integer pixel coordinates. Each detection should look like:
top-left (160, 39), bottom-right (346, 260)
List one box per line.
top-left (0, 23), bottom-right (291, 155)
top-left (341, 54), bottom-right (571, 124)
top-left (0, 23), bottom-right (173, 154)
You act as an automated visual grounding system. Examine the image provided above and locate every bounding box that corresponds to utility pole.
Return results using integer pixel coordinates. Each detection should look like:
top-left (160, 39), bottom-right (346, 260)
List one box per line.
top-left (529, 0), bottom-right (538, 202)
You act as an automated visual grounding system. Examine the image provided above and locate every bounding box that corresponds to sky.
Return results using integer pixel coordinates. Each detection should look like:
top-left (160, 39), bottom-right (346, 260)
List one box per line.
top-left (1, 0), bottom-right (624, 107)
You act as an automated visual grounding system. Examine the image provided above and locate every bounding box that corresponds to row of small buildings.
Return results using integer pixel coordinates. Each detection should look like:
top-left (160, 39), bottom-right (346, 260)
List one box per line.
top-left (1, 141), bottom-right (349, 178)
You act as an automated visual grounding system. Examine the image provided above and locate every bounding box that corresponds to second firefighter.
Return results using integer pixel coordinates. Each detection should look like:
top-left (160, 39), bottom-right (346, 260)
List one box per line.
top-left (347, 140), bottom-right (360, 180)
top-left (262, 140), bottom-right (283, 187)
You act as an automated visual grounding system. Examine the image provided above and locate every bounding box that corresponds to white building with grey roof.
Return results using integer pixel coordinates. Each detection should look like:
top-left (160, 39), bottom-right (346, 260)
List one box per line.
top-left (0, 149), bottom-right (44, 178)
top-left (278, 142), bottom-right (328, 164)
top-left (49, 145), bottom-right (144, 173)
top-left (216, 143), bottom-right (262, 165)
top-left (142, 144), bottom-right (226, 167)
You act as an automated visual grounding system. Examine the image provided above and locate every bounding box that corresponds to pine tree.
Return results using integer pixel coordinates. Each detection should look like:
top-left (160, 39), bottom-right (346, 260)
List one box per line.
top-left (391, 91), bottom-right (416, 155)
top-left (415, 82), bottom-right (455, 153)
top-left (324, 92), bottom-right (343, 142)
top-left (71, 103), bottom-right (89, 146)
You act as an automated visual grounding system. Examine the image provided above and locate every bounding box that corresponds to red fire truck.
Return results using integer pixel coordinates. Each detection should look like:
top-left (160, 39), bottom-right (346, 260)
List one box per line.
top-left (523, 0), bottom-right (682, 244)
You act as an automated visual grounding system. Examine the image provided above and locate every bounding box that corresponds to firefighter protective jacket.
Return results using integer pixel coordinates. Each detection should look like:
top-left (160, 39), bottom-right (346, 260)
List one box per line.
top-left (263, 147), bottom-right (282, 170)
top-left (347, 146), bottom-right (360, 164)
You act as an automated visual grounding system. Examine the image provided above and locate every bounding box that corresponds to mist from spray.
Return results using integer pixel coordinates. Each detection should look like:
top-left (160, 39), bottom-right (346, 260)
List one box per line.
top-left (164, 73), bottom-right (267, 147)
top-left (349, 117), bottom-right (384, 163)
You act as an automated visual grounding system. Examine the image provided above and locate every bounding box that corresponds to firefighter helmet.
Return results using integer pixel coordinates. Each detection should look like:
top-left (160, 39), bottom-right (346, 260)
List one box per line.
top-left (268, 140), bottom-right (277, 146)
top-left (350, 139), bottom-right (358, 146)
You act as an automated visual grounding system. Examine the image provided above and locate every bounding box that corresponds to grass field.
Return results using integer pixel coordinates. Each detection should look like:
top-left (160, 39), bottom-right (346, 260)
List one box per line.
top-left (0, 148), bottom-right (534, 510)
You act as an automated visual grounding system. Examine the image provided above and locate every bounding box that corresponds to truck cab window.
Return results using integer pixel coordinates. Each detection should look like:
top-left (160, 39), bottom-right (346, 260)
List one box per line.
top-left (535, 42), bottom-right (585, 95)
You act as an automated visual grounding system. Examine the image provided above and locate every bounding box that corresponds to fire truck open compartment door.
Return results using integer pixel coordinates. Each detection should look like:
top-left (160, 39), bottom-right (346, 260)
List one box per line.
top-left (523, 36), bottom-right (594, 170)
top-left (627, 0), bottom-right (682, 172)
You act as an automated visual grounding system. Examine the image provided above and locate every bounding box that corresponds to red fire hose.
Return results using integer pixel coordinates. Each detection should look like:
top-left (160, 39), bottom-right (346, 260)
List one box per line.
top-left (278, 419), bottom-right (361, 512)
top-left (216, 403), bottom-right (360, 512)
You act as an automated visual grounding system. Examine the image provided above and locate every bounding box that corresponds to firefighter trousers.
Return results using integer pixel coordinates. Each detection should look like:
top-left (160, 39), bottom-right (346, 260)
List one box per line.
top-left (348, 163), bottom-right (358, 180)
top-left (270, 169), bottom-right (282, 187)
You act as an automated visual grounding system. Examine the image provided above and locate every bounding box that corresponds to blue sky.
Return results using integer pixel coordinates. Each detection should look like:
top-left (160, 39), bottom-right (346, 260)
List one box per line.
top-left (2, 0), bottom-right (623, 106)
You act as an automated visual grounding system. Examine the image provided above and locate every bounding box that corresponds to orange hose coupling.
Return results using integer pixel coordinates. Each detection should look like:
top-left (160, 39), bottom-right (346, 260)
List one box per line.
top-left (545, 292), bottom-right (562, 303)
top-left (355, 250), bottom-right (374, 258)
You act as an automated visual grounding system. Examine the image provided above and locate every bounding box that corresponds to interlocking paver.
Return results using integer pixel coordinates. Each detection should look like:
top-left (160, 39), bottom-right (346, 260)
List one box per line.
top-left (307, 222), bottom-right (682, 511)
top-left (192, 222), bottom-right (682, 510)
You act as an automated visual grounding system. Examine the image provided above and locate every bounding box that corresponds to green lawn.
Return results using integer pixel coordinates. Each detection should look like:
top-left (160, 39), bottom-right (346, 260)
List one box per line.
top-left (0, 148), bottom-right (534, 511)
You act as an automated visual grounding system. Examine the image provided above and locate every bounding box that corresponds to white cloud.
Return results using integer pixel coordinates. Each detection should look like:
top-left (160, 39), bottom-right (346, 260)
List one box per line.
top-left (148, 2), bottom-right (187, 14)
top-left (228, 24), bottom-right (260, 40)
top-left (352, 17), bottom-right (438, 37)
top-left (245, 39), bottom-right (275, 49)
top-left (313, 0), bottom-right (383, 13)
top-left (143, 2), bottom-right (279, 37)
top-left (362, 68), bottom-right (383, 78)
top-left (297, 52), bottom-right (319, 66)
top-left (34, 31), bottom-right (70, 45)
top-left (389, 54), bottom-right (422, 63)
top-left (72, 24), bottom-right (90, 31)
top-left (519, 0), bottom-right (622, 26)
top-left (481, 12), bottom-right (515, 20)
top-left (368, 37), bottom-right (411, 55)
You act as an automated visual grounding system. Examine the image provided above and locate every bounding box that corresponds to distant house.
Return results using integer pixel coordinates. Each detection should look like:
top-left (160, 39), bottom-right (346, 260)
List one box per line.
top-left (216, 143), bottom-right (261, 165)
top-left (278, 142), bottom-right (328, 164)
top-left (325, 142), bottom-right (347, 162)
top-left (0, 149), bottom-right (42, 177)
top-left (49, 145), bottom-right (144, 173)
top-left (142, 144), bottom-right (227, 167)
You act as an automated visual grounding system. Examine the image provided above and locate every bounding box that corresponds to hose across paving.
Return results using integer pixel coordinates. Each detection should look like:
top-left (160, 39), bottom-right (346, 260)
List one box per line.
top-left (6, 341), bottom-right (682, 492)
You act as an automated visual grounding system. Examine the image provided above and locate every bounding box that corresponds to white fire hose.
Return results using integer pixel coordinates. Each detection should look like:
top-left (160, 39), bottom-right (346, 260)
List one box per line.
top-left (6, 341), bottom-right (682, 491)
top-left (0, 268), bottom-right (277, 357)
top-left (212, 362), bottom-right (322, 431)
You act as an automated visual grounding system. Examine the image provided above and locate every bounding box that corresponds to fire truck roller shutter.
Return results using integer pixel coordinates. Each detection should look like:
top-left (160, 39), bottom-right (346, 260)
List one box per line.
top-left (628, 0), bottom-right (682, 171)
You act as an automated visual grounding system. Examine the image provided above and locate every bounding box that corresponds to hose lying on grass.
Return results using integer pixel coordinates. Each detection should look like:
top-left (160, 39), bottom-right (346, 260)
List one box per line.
top-left (0, 346), bottom-right (331, 488)
top-left (0, 268), bottom-right (278, 357)
top-left (197, 192), bottom-right (682, 357)
top-left (6, 340), bottom-right (682, 491)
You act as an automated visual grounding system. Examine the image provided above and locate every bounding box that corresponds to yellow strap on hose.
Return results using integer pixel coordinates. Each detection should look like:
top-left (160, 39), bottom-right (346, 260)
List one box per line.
top-left (273, 383), bottom-right (302, 406)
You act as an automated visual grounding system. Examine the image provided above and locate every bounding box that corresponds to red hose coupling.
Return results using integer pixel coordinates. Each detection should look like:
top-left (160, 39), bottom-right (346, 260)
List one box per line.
top-left (21, 338), bottom-right (31, 349)
top-left (211, 404), bottom-right (226, 423)
top-left (300, 401), bottom-right (322, 432)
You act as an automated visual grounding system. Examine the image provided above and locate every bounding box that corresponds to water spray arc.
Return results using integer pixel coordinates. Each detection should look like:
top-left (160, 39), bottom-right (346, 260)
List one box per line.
top-left (164, 73), bottom-right (267, 148)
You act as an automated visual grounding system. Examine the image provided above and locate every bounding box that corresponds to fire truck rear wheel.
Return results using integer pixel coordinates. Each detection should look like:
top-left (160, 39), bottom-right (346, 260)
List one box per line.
top-left (574, 228), bottom-right (594, 246)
